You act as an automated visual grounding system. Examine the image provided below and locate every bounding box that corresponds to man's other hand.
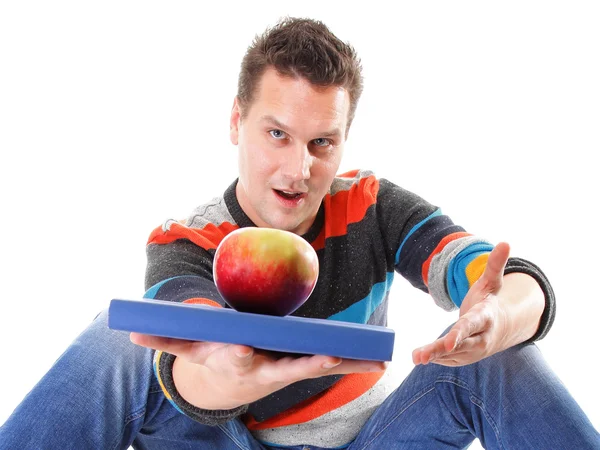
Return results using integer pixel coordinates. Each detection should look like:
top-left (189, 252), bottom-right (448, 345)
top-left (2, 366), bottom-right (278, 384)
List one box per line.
top-left (130, 333), bottom-right (387, 410)
top-left (412, 242), bottom-right (512, 367)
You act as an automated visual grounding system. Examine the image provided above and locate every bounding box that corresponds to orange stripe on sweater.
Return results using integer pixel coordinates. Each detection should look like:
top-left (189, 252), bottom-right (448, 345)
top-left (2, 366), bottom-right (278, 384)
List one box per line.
top-left (311, 227), bottom-right (326, 251)
top-left (182, 298), bottom-right (222, 308)
top-left (465, 253), bottom-right (489, 287)
top-left (244, 371), bottom-right (385, 430)
top-left (322, 175), bottom-right (378, 242)
top-left (154, 351), bottom-right (171, 400)
top-left (148, 222), bottom-right (239, 250)
top-left (421, 231), bottom-right (472, 287)
top-left (307, 171), bottom-right (374, 251)
top-left (338, 169), bottom-right (360, 178)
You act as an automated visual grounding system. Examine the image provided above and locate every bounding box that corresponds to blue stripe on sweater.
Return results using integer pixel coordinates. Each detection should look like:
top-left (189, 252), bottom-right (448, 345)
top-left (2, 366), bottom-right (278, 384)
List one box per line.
top-left (394, 215), bottom-right (464, 292)
top-left (447, 243), bottom-right (494, 306)
top-left (328, 272), bottom-right (395, 323)
top-left (395, 209), bottom-right (443, 266)
top-left (152, 355), bottom-right (184, 414)
top-left (144, 277), bottom-right (181, 299)
top-left (144, 275), bottom-right (224, 304)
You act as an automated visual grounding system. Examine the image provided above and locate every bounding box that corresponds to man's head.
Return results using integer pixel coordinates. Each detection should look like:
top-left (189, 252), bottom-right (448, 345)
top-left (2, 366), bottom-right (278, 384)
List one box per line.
top-left (230, 18), bottom-right (363, 235)
top-left (237, 17), bottom-right (363, 133)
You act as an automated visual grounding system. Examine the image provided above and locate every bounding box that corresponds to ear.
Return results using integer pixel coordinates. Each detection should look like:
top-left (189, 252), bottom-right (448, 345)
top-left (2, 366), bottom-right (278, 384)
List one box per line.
top-left (230, 97), bottom-right (241, 145)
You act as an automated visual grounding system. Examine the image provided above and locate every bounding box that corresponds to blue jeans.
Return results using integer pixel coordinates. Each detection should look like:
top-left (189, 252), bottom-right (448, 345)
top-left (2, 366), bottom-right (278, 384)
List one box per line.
top-left (1, 309), bottom-right (598, 449)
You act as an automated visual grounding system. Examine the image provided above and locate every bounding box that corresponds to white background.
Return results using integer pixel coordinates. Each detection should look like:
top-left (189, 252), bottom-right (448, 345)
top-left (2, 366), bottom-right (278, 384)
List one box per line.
top-left (1, 1), bottom-right (598, 448)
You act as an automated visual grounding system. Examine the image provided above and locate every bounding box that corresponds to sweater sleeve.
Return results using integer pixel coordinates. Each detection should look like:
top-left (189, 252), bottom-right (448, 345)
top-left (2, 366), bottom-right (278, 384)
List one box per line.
top-left (376, 177), bottom-right (555, 341)
top-left (145, 237), bottom-right (250, 425)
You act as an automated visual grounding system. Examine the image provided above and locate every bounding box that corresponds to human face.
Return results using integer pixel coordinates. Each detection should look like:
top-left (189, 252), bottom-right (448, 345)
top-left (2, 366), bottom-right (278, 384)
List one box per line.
top-left (230, 68), bottom-right (350, 235)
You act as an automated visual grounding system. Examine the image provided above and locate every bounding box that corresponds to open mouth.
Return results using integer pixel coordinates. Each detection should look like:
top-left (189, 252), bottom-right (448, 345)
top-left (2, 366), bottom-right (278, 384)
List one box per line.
top-left (275, 189), bottom-right (303, 200)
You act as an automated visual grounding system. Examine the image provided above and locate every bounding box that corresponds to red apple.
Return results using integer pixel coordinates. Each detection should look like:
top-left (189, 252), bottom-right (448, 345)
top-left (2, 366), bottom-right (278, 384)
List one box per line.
top-left (213, 227), bottom-right (319, 316)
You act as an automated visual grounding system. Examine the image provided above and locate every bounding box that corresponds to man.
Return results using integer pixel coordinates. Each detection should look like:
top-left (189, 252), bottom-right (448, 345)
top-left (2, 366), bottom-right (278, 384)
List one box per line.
top-left (1, 17), bottom-right (598, 450)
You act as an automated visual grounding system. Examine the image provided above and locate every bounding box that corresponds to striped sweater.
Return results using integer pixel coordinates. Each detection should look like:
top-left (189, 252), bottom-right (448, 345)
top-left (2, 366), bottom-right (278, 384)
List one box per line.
top-left (146, 169), bottom-right (555, 448)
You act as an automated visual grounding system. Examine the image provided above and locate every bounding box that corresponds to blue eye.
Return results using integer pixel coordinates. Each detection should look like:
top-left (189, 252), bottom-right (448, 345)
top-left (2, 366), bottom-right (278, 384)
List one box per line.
top-left (269, 130), bottom-right (286, 139)
top-left (313, 138), bottom-right (331, 147)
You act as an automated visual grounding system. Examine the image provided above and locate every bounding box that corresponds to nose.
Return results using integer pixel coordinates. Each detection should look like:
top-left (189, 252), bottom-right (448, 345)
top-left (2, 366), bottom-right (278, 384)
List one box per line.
top-left (281, 143), bottom-right (312, 182)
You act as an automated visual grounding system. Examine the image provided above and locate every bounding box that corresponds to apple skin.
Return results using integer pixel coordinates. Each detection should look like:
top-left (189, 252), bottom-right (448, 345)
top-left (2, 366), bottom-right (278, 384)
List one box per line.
top-left (213, 227), bottom-right (319, 316)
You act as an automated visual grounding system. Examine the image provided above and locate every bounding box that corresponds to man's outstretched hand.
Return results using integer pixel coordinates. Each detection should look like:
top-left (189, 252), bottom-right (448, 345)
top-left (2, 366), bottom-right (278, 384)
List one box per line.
top-left (130, 333), bottom-right (387, 411)
top-left (412, 242), bottom-right (516, 367)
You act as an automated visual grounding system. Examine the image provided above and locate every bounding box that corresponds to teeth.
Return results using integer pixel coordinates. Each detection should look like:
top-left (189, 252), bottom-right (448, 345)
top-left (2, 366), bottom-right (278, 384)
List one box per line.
top-left (277, 190), bottom-right (302, 199)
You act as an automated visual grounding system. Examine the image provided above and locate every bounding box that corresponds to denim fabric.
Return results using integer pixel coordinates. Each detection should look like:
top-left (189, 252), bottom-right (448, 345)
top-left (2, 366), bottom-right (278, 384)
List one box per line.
top-left (1, 310), bottom-right (598, 449)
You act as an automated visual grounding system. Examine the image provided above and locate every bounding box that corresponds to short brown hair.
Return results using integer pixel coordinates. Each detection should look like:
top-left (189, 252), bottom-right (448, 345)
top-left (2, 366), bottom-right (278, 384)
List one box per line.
top-left (237, 17), bottom-right (363, 132)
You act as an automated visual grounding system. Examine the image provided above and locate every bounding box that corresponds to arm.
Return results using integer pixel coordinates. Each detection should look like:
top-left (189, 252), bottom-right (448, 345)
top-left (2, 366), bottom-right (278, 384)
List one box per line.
top-left (412, 242), bottom-right (547, 366)
top-left (132, 326), bottom-right (386, 416)
top-left (495, 271), bottom-right (545, 348)
top-left (371, 176), bottom-right (555, 365)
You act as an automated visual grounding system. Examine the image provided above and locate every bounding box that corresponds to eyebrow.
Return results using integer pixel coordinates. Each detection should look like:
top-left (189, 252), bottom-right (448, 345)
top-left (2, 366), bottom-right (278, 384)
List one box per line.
top-left (260, 115), bottom-right (343, 139)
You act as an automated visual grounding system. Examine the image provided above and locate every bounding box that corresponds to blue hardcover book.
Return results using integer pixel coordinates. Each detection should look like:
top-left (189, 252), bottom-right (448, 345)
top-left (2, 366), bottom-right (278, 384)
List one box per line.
top-left (108, 298), bottom-right (395, 361)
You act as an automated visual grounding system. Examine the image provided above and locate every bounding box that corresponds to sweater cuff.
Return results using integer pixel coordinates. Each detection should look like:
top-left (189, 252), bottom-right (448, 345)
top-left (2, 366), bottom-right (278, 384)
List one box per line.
top-left (504, 257), bottom-right (556, 343)
top-left (153, 350), bottom-right (249, 425)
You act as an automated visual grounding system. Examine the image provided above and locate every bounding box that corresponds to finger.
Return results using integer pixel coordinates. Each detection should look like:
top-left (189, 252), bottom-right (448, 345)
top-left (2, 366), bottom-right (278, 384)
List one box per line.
top-left (416, 327), bottom-right (472, 363)
top-left (257, 354), bottom-right (338, 384)
top-left (265, 354), bottom-right (386, 384)
top-left (130, 333), bottom-right (228, 365)
top-left (330, 358), bottom-right (388, 375)
top-left (480, 242), bottom-right (510, 292)
top-left (429, 333), bottom-right (489, 364)
top-left (448, 333), bottom-right (485, 354)
top-left (412, 337), bottom-right (448, 365)
top-left (130, 332), bottom-right (196, 355)
top-left (446, 309), bottom-right (492, 350)
top-left (429, 357), bottom-right (464, 367)
top-left (413, 322), bottom-right (491, 365)
top-left (227, 344), bottom-right (256, 369)
top-left (431, 350), bottom-right (480, 367)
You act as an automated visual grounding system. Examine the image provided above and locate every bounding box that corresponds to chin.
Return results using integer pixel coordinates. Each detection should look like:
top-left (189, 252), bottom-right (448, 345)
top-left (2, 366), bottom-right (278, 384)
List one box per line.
top-left (263, 216), bottom-right (306, 234)
top-left (257, 200), bottom-right (315, 234)
top-left (270, 221), bottom-right (303, 234)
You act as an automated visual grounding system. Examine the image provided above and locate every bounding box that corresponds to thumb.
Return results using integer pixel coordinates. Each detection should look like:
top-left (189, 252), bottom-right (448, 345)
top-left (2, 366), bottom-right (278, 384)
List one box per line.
top-left (481, 242), bottom-right (510, 292)
top-left (227, 345), bottom-right (255, 369)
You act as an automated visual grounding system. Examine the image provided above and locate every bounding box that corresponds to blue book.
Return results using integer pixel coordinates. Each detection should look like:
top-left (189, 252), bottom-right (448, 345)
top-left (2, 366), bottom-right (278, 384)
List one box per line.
top-left (108, 298), bottom-right (395, 361)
